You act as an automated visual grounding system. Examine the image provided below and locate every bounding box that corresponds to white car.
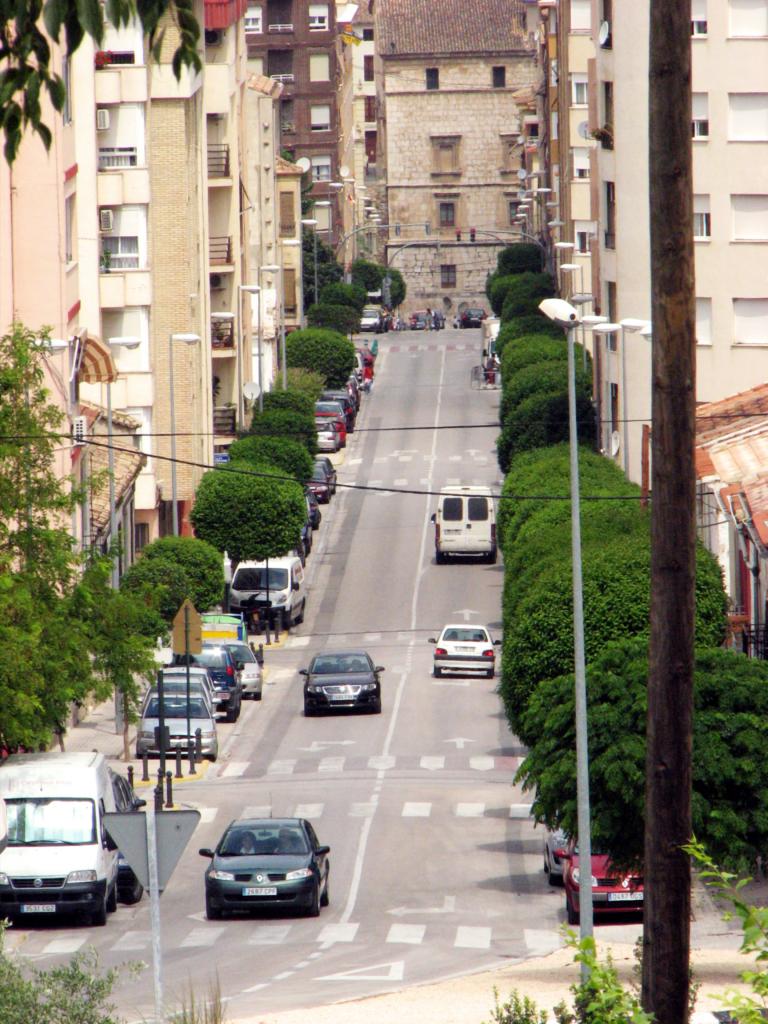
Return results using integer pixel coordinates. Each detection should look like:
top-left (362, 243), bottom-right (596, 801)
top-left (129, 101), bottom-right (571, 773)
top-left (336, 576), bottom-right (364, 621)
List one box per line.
top-left (428, 624), bottom-right (500, 679)
top-left (220, 640), bottom-right (263, 700)
top-left (316, 423), bottom-right (340, 452)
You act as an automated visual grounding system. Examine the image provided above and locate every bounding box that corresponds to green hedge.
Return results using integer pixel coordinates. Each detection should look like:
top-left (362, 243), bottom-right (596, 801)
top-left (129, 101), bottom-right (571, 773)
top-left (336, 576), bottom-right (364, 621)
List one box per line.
top-left (261, 389), bottom-right (315, 417)
top-left (499, 335), bottom-right (567, 379)
top-left (285, 327), bottom-right (356, 388)
top-left (306, 303), bottom-right (361, 335)
top-left (500, 273), bottom-right (555, 322)
top-left (248, 407), bottom-right (317, 456)
top-left (228, 434), bottom-right (314, 483)
top-left (488, 274), bottom-right (521, 316)
top-left (496, 387), bottom-right (594, 472)
top-left (121, 558), bottom-right (191, 623)
top-left (137, 536), bottom-right (224, 614)
top-left (497, 243), bottom-right (543, 276)
top-left (499, 360), bottom-right (591, 427)
top-left (495, 315), bottom-right (564, 357)
top-left (319, 281), bottom-right (367, 311)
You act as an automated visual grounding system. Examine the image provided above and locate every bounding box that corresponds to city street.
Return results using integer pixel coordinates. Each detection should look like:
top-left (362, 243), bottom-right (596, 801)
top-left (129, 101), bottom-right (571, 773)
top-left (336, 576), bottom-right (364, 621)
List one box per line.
top-left (5, 327), bottom-right (584, 1017)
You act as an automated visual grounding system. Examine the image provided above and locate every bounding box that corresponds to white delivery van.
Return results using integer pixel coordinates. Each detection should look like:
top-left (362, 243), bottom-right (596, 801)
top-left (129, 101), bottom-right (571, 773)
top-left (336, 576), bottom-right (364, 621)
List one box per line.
top-left (229, 555), bottom-right (306, 629)
top-left (432, 486), bottom-right (497, 564)
top-left (0, 751), bottom-right (119, 925)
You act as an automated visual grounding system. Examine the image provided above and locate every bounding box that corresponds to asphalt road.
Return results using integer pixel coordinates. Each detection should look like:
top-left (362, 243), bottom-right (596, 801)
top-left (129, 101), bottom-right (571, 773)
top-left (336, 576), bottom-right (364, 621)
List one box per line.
top-left (6, 327), bottom-right (595, 1019)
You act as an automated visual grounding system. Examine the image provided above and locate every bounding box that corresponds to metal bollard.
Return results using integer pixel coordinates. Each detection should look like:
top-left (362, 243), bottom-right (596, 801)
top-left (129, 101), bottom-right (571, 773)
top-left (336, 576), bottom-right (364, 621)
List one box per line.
top-left (154, 782), bottom-right (163, 813)
top-left (127, 764), bottom-right (134, 790)
top-left (255, 643), bottom-right (264, 667)
top-left (175, 748), bottom-right (183, 779)
top-left (195, 728), bottom-right (203, 762)
top-left (165, 770), bottom-right (173, 809)
top-left (142, 753), bottom-right (150, 783)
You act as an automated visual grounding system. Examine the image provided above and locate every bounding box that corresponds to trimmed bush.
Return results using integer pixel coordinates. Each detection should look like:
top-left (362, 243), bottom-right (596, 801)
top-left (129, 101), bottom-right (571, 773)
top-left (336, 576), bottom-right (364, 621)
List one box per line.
top-left (261, 389), bottom-right (315, 417)
top-left (497, 243), bottom-right (544, 276)
top-left (496, 387), bottom-right (595, 472)
top-left (499, 334), bottom-right (568, 378)
top-left (228, 434), bottom-right (314, 483)
top-left (500, 272), bottom-right (555, 322)
top-left (319, 281), bottom-right (367, 311)
top-left (285, 327), bottom-right (356, 388)
top-left (191, 460), bottom-right (307, 565)
top-left (500, 360), bottom-right (591, 427)
top-left (248, 408), bottom-right (317, 456)
top-left (278, 368), bottom-right (326, 403)
top-left (488, 274), bottom-right (523, 316)
top-left (139, 536), bottom-right (225, 614)
top-left (121, 557), bottom-right (190, 623)
top-left (306, 302), bottom-right (361, 335)
top-left (495, 315), bottom-right (564, 357)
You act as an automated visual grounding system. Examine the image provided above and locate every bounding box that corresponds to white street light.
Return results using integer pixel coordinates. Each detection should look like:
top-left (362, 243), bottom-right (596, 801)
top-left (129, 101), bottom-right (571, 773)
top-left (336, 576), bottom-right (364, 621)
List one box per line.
top-left (169, 333), bottom-right (200, 536)
top-left (538, 298), bottom-right (593, 962)
top-left (548, 219), bottom-right (565, 227)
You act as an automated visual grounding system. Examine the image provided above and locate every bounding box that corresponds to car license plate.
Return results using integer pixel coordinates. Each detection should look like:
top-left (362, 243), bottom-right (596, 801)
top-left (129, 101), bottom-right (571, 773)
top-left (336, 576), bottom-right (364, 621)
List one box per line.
top-left (328, 694), bottom-right (351, 701)
top-left (456, 646), bottom-right (475, 653)
top-left (21, 904), bottom-right (56, 913)
top-left (607, 891), bottom-right (643, 902)
top-left (242, 887), bottom-right (277, 896)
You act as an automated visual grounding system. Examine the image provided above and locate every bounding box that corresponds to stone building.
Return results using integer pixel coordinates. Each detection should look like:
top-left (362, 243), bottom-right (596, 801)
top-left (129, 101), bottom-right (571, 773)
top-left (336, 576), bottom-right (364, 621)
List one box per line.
top-left (374, 0), bottom-right (536, 317)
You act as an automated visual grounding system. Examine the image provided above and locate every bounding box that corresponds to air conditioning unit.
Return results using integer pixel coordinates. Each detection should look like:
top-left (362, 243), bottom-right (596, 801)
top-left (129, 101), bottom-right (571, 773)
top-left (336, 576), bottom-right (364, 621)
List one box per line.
top-left (99, 208), bottom-right (114, 232)
top-left (96, 108), bottom-right (110, 131)
top-left (205, 28), bottom-right (223, 46)
top-left (72, 416), bottom-right (87, 446)
top-left (210, 273), bottom-right (225, 290)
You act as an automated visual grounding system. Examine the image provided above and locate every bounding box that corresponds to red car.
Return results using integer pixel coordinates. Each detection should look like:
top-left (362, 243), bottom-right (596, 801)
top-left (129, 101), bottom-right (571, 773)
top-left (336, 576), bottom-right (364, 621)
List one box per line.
top-left (561, 843), bottom-right (644, 924)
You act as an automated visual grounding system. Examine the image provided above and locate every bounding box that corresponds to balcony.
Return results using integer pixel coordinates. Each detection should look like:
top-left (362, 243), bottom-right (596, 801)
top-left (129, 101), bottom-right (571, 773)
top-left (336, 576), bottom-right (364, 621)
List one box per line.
top-left (281, 121), bottom-right (296, 134)
top-left (213, 406), bottom-right (237, 435)
top-left (604, 231), bottom-right (616, 250)
top-left (270, 73), bottom-right (295, 84)
top-left (268, 22), bottom-right (294, 32)
top-left (208, 143), bottom-right (230, 178)
top-left (98, 146), bottom-right (139, 170)
top-left (211, 319), bottom-right (235, 350)
top-left (210, 236), bottom-right (232, 265)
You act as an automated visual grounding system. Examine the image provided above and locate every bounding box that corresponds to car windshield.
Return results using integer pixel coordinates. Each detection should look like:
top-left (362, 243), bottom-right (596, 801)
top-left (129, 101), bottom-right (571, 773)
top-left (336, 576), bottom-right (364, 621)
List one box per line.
top-left (311, 469), bottom-right (328, 482)
top-left (442, 628), bottom-right (489, 642)
top-left (227, 643), bottom-right (256, 664)
top-left (315, 403), bottom-right (343, 414)
top-left (233, 568), bottom-right (289, 590)
top-left (311, 654), bottom-right (371, 674)
top-left (177, 649), bottom-right (228, 669)
top-left (466, 309), bottom-right (484, 316)
top-left (220, 825), bottom-right (309, 856)
top-left (7, 798), bottom-right (96, 846)
top-left (144, 697), bottom-right (208, 719)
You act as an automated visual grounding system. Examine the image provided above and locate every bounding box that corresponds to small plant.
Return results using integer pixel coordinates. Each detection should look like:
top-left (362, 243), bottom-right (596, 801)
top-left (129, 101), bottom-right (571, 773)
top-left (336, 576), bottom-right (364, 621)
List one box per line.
top-left (171, 976), bottom-right (227, 1024)
top-left (100, 249), bottom-right (112, 273)
top-left (484, 987), bottom-right (548, 1024)
top-left (94, 50), bottom-right (113, 69)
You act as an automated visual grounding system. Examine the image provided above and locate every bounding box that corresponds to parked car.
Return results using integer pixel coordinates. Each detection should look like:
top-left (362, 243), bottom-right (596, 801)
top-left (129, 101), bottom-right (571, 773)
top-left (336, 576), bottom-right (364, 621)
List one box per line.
top-left (409, 310), bottom-right (429, 330)
top-left (305, 488), bottom-right (322, 530)
top-left (220, 639), bottom-right (263, 700)
top-left (156, 667), bottom-right (219, 712)
top-left (543, 828), bottom-right (568, 886)
top-left (301, 650), bottom-right (384, 715)
top-left (171, 646), bottom-right (243, 722)
top-left (308, 465), bottom-right (332, 504)
top-left (142, 679), bottom-right (215, 716)
top-left (110, 770), bottom-right (146, 905)
top-left (460, 307), bottom-right (487, 328)
top-left (427, 624), bottom-right (501, 679)
top-left (346, 375), bottom-right (362, 410)
top-left (360, 305), bottom-right (382, 332)
top-left (229, 556), bottom-right (306, 631)
top-left (314, 457), bottom-right (338, 494)
top-left (135, 694), bottom-right (218, 761)
top-left (321, 390), bottom-right (356, 432)
top-left (315, 403), bottom-right (347, 446)
top-left (200, 817), bottom-right (330, 919)
top-left (316, 420), bottom-right (341, 453)
top-left (562, 843), bottom-right (644, 924)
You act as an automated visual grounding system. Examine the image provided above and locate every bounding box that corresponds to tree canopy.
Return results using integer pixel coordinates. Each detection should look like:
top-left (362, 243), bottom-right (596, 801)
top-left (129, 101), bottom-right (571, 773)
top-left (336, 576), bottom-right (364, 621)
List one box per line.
top-left (136, 536), bottom-right (224, 613)
top-left (228, 434), bottom-right (314, 483)
top-left (306, 302), bottom-right (361, 335)
top-left (285, 327), bottom-right (356, 388)
top-left (248, 406), bottom-right (317, 456)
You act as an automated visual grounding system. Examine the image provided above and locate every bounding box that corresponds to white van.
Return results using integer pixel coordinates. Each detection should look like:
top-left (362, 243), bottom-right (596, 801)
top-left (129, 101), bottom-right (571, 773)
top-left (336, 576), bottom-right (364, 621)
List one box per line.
top-left (229, 555), bottom-right (306, 629)
top-left (432, 486), bottom-right (497, 563)
top-left (0, 751), bottom-right (119, 925)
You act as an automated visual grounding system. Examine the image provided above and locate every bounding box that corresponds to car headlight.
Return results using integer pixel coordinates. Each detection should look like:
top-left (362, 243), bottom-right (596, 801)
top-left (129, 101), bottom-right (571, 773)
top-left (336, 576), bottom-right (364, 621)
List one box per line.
top-left (285, 868), bottom-right (313, 880)
top-left (571, 868), bottom-right (597, 888)
top-left (307, 685), bottom-right (322, 693)
top-left (66, 870), bottom-right (97, 884)
top-left (0, 873), bottom-right (8, 886)
top-left (210, 870), bottom-right (235, 881)
top-left (361, 683), bottom-right (376, 691)
top-left (273, 592), bottom-right (288, 605)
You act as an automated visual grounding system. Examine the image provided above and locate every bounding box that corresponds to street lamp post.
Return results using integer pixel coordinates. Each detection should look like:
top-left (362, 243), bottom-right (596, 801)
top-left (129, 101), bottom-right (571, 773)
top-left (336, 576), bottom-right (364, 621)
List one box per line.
top-left (240, 284), bottom-right (262, 415)
top-left (539, 298), bottom-right (594, 965)
top-left (589, 322), bottom-right (621, 454)
top-left (169, 332), bottom-right (201, 536)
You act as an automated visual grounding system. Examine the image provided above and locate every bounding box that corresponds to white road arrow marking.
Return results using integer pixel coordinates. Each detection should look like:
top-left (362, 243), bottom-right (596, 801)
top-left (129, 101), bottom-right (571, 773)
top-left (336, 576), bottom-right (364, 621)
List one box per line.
top-left (387, 895), bottom-right (456, 917)
top-left (298, 740), bottom-right (357, 752)
top-left (318, 961), bottom-right (405, 982)
top-left (445, 737), bottom-right (474, 749)
top-left (452, 608), bottom-right (479, 621)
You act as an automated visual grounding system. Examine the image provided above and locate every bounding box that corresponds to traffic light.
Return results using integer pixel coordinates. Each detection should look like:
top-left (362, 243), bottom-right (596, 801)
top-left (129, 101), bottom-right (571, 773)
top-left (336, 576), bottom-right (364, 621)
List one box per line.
top-left (470, 227), bottom-right (476, 242)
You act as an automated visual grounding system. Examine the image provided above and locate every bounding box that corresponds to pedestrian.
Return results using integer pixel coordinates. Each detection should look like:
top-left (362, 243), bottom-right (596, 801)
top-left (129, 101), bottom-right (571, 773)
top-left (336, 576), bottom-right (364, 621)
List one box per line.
top-left (425, 307), bottom-right (432, 331)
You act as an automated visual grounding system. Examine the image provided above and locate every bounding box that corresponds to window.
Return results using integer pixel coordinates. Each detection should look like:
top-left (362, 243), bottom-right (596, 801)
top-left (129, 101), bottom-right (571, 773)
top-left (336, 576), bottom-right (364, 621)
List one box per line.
top-left (571, 73), bottom-right (588, 105)
top-left (362, 27), bottom-right (374, 41)
top-left (603, 80), bottom-right (614, 127)
top-left (315, 205), bottom-right (330, 231)
top-left (570, 0), bottom-right (591, 30)
top-left (572, 146), bottom-right (590, 178)
top-left (606, 281), bottom-right (617, 336)
top-left (98, 146), bottom-right (138, 169)
top-left (364, 95), bottom-right (376, 122)
top-left (64, 194), bottom-right (75, 264)
top-left (280, 98), bottom-right (295, 132)
top-left (734, 298), bottom-right (768, 343)
top-left (508, 200), bottom-right (520, 225)
top-left (728, 93), bottom-right (768, 139)
top-left (610, 383), bottom-right (619, 432)
top-left (692, 93), bottom-right (709, 138)
top-left (605, 181), bottom-right (616, 248)
top-left (135, 522), bottom-right (150, 552)
top-left (279, 191), bottom-right (296, 236)
top-left (309, 4), bottom-right (329, 30)
top-left (283, 268), bottom-right (297, 314)
top-left (245, 5), bottom-right (262, 31)
top-left (363, 55), bottom-right (374, 81)
top-left (102, 235), bottom-right (139, 270)
top-left (732, 194), bottom-right (768, 239)
top-left (439, 202), bottom-right (455, 227)
top-left (492, 66), bottom-right (506, 88)
top-left (310, 104), bottom-right (331, 131)
top-left (575, 229), bottom-right (591, 254)
top-left (311, 154), bottom-right (331, 181)
top-left (309, 53), bottom-right (330, 81)
top-left (432, 136), bottom-right (459, 173)
top-left (696, 298), bottom-right (712, 345)
top-left (730, 0), bottom-right (768, 35)
top-left (441, 264), bottom-right (457, 287)
top-left (693, 194), bottom-right (711, 239)
top-left (62, 55), bottom-right (72, 124)
top-left (426, 67), bottom-right (439, 90)
top-left (692, 0), bottom-right (708, 34)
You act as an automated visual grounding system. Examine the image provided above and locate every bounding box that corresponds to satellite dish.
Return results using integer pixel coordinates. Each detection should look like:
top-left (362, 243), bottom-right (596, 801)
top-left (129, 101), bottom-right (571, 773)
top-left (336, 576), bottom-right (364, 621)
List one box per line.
top-left (517, 169), bottom-right (528, 181)
top-left (610, 430), bottom-right (621, 457)
top-left (339, 164), bottom-right (350, 178)
top-left (598, 20), bottom-right (611, 46)
top-left (243, 382), bottom-right (261, 401)
top-left (295, 156), bottom-right (311, 173)
top-left (577, 121), bottom-right (591, 140)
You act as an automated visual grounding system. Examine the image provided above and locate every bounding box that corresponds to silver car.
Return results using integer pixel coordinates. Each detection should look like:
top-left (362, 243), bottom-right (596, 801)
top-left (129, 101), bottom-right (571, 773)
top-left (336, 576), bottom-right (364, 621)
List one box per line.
top-left (543, 828), bottom-right (568, 885)
top-left (220, 640), bottom-right (263, 700)
top-left (135, 694), bottom-right (218, 761)
top-left (142, 680), bottom-right (214, 716)
top-left (155, 667), bottom-right (218, 708)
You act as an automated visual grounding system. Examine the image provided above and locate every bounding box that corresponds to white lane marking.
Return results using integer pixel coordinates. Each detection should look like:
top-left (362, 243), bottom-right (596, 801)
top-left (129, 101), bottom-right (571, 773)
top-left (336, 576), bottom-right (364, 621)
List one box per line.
top-left (364, 632), bottom-right (382, 641)
top-left (318, 757), bottom-right (345, 772)
top-left (242, 804), bottom-right (272, 818)
top-left (524, 929), bottom-right (563, 956)
top-left (221, 761), bottom-right (248, 778)
top-left (111, 931), bottom-right (150, 951)
top-left (196, 807), bottom-right (218, 824)
top-left (284, 636), bottom-right (310, 648)
top-left (456, 803), bottom-right (485, 817)
top-left (268, 667), bottom-right (296, 683)
top-left (180, 927), bottom-right (224, 948)
top-left (402, 802), bottom-right (431, 817)
top-left (273, 970), bottom-right (294, 981)
top-left (510, 804), bottom-right (534, 819)
top-left (398, 455), bottom-right (413, 462)
top-left (420, 755), bottom-right (445, 771)
top-left (367, 755), bottom-right (395, 770)
top-left (248, 925), bottom-right (292, 945)
top-left (349, 802), bottom-right (376, 817)
top-left (42, 936), bottom-right (87, 955)
top-left (470, 756), bottom-right (495, 771)
top-left (294, 803), bottom-right (324, 819)
top-left (455, 926), bottom-right (492, 949)
top-left (244, 983), bottom-right (269, 993)
top-left (386, 924), bottom-right (425, 944)
top-left (394, 477), bottom-right (408, 486)
top-left (317, 922), bottom-right (359, 945)
top-left (318, 961), bottom-right (404, 982)
top-left (268, 759), bottom-right (296, 775)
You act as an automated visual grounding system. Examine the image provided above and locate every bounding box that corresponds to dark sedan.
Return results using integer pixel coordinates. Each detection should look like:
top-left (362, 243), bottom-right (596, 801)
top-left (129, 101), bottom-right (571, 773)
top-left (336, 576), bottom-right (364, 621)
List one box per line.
top-left (460, 307), bottom-right (487, 328)
top-left (200, 817), bottom-right (330, 919)
top-left (305, 488), bottom-right (322, 529)
top-left (301, 650), bottom-right (384, 715)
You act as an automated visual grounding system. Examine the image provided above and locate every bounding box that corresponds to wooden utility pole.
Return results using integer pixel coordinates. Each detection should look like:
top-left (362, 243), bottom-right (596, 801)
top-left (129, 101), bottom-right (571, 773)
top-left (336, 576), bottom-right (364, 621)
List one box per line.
top-left (643, 1), bottom-right (696, 1020)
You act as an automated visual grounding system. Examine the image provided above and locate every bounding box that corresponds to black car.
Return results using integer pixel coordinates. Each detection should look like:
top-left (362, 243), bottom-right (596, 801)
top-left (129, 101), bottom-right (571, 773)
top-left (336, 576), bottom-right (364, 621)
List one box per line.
top-left (314, 457), bottom-right (337, 493)
top-left (460, 307), bottom-right (487, 328)
top-left (301, 649), bottom-right (384, 715)
top-left (110, 770), bottom-right (146, 905)
top-left (321, 390), bottom-right (356, 432)
top-left (305, 489), bottom-right (322, 530)
top-left (200, 817), bottom-right (330, 919)
top-left (171, 645), bottom-right (243, 722)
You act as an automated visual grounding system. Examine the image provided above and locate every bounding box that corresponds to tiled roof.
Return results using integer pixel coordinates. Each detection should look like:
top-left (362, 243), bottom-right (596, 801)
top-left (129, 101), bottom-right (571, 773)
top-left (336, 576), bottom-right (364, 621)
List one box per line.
top-left (695, 382), bottom-right (768, 444)
top-left (375, 0), bottom-right (529, 57)
top-left (276, 155), bottom-right (302, 176)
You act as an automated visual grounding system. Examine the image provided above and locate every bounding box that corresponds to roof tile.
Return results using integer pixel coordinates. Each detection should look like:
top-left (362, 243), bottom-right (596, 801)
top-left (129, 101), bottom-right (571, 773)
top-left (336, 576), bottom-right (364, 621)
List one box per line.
top-left (375, 0), bottom-right (529, 57)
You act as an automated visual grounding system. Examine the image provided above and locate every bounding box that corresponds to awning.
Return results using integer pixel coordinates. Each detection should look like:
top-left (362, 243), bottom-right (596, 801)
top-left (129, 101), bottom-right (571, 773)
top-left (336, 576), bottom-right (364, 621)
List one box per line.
top-left (73, 333), bottom-right (118, 384)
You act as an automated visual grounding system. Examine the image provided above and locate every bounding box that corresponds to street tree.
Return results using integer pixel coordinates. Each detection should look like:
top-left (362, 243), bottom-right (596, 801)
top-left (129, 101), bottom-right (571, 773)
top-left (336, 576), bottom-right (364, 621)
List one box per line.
top-left (350, 258), bottom-right (384, 294)
top-left (306, 303), bottom-right (361, 335)
top-left (138, 536), bottom-right (225, 614)
top-left (273, 367), bottom-right (326, 403)
top-left (228, 435), bottom-right (314, 483)
top-left (120, 556), bottom-right (190, 624)
top-left (248, 407), bottom-right (317, 456)
top-left (261, 389), bottom-right (315, 417)
top-left (190, 462), bottom-right (306, 565)
top-left (302, 229), bottom-right (343, 307)
top-left (285, 327), bottom-right (356, 388)
top-left (320, 281), bottom-right (367, 311)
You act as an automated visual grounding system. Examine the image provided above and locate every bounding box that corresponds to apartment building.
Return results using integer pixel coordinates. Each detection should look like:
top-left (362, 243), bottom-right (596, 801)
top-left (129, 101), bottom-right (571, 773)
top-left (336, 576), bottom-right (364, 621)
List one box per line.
top-left (374, 0), bottom-right (537, 317)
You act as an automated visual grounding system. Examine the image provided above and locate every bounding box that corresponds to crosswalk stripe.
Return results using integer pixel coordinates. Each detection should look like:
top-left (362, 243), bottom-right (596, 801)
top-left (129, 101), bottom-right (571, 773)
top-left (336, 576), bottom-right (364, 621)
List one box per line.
top-left (394, 478), bottom-right (408, 486)
top-left (349, 801), bottom-right (377, 817)
top-left (268, 759), bottom-right (296, 775)
top-left (420, 755), bottom-right (445, 771)
top-left (386, 924), bottom-right (425, 944)
top-left (221, 761), bottom-right (248, 778)
top-left (455, 926), bottom-right (491, 949)
top-left (180, 926), bottom-right (224, 948)
top-left (317, 922), bottom-right (359, 945)
top-left (242, 804), bottom-right (273, 818)
top-left (510, 804), bottom-right (534, 818)
top-left (42, 936), bottom-right (87, 955)
top-left (294, 803), bottom-right (324, 819)
top-left (196, 807), bottom-right (218, 824)
top-left (470, 756), bottom-right (495, 771)
top-left (456, 803), bottom-right (485, 817)
top-left (524, 929), bottom-right (562, 956)
top-left (402, 802), bottom-right (431, 817)
top-left (284, 636), bottom-right (310, 648)
top-left (111, 930), bottom-right (150, 951)
top-left (248, 925), bottom-right (292, 945)
top-left (318, 757), bottom-right (345, 772)
top-left (368, 755), bottom-right (396, 770)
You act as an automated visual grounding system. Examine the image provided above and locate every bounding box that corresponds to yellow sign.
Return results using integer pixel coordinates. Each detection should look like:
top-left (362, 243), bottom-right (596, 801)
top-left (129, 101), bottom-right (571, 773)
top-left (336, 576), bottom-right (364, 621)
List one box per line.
top-left (341, 30), bottom-right (362, 45)
top-left (172, 599), bottom-right (203, 655)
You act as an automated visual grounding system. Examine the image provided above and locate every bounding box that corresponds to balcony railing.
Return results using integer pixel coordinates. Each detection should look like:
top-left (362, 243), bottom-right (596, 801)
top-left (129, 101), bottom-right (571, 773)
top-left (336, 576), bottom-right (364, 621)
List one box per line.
top-left (99, 147), bottom-right (138, 169)
top-left (208, 143), bottom-right (230, 178)
top-left (281, 121), bottom-right (296, 133)
top-left (268, 22), bottom-right (294, 32)
top-left (210, 236), bottom-right (232, 265)
top-left (270, 73), bottom-right (295, 84)
top-left (213, 406), bottom-right (236, 435)
top-left (211, 321), bottom-right (234, 348)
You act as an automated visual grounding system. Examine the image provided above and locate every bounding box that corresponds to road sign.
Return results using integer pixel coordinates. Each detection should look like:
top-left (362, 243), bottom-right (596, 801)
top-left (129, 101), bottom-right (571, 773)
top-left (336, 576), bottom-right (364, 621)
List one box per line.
top-left (103, 810), bottom-right (200, 892)
top-left (172, 599), bottom-right (202, 655)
